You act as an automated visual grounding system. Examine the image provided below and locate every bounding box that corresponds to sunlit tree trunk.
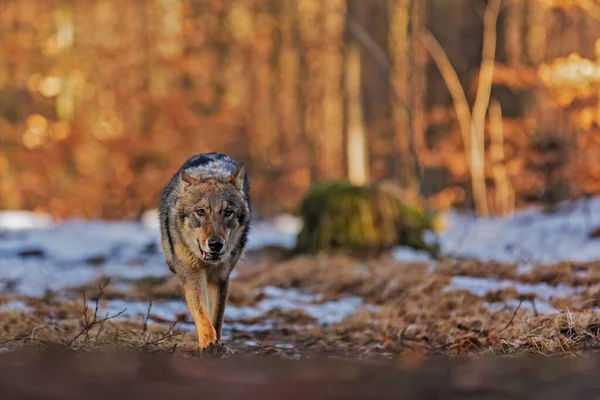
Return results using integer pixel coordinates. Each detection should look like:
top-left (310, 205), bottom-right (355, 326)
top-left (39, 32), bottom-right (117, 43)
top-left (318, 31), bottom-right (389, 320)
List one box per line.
top-left (410, 0), bottom-right (427, 190)
top-left (345, 43), bottom-right (369, 186)
top-left (389, 0), bottom-right (416, 195)
top-left (505, 0), bottom-right (525, 67)
top-left (297, 0), bottom-right (324, 182)
top-left (526, 1), bottom-right (547, 65)
top-left (320, 0), bottom-right (345, 180)
top-left (56, 0), bottom-right (75, 122)
top-left (489, 99), bottom-right (514, 216)
top-left (278, 0), bottom-right (301, 169)
top-left (249, 6), bottom-right (277, 170)
top-left (277, 0), bottom-right (310, 198)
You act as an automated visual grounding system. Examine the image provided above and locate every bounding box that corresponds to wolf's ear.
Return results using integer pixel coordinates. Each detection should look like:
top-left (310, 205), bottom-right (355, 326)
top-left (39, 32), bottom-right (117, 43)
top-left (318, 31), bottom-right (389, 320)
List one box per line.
top-left (180, 170), bottom-right (199, 186)
top-left (227, 163), bottom-right (245, 191)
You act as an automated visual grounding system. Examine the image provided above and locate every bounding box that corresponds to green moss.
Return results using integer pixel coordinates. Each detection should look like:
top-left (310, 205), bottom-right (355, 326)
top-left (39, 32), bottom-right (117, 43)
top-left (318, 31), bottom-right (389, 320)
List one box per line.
top-left (294, 180), bottom-right (440, 257)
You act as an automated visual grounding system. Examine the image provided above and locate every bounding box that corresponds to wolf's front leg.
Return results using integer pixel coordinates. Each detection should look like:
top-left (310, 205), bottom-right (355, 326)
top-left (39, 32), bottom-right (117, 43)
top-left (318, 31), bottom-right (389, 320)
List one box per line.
top-left (182, 273), bottom-right (217, 349)
top-left (206, 279), bottom-right (229, 341)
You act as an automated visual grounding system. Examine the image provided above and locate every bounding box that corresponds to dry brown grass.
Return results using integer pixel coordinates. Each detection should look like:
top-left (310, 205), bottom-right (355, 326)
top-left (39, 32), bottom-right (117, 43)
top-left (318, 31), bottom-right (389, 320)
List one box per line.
top-left (3, 252), bottom-right (600, 361)
top-left (0, 280), bottom-right (189, 354)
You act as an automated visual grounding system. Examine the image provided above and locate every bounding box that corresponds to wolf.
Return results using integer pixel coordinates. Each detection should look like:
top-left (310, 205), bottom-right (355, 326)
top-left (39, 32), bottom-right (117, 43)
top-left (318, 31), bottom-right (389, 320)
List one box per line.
top-left (158, 152), bottom-right (251, 350)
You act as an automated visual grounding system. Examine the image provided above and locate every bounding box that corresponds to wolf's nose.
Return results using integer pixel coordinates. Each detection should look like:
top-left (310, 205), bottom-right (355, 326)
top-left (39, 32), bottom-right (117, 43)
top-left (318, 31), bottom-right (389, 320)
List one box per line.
top-left (208, 237), bottom-right (225, 252)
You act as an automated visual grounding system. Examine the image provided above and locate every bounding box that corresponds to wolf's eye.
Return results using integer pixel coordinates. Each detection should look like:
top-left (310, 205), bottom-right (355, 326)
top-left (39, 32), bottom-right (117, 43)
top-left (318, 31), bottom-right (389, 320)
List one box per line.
top-left (224, 208), bottom-right (234, 217)
top-left (195, 208), bottom-right (205, 217)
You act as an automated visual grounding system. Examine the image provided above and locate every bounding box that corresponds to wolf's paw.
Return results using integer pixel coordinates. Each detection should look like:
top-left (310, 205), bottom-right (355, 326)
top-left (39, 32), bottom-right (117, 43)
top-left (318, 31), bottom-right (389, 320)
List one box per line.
top-left (200, 340), bottom-right (235, 358)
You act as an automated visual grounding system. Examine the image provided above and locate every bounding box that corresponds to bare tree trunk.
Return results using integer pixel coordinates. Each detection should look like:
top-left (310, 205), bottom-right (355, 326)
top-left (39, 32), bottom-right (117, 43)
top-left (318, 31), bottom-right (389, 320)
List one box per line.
top-left (526, 1), bottom-right (546, 65)
top-left (56, 0), bottom-right (75, 122)
top-left (421, 31), bottom-right (472, 163)
top-left (297, 0), bottom-right (324, 182)
top-left (344, 0), bottom-right (370, 186)
top-left (489, 99), bottom-right (514, 216)
top-left (345, 43), bottom-right (369, 186)
top-left (504, 0), bottom-right (525, 67)
top-left (320, 0), bottom-right (346, 180)
top-left (410, 0), bottom-right (427, 187)
top-left (278, 0), bottom-right (309, 196)
top-left (249, 6), bottom-right (277, 170)
top-left (389, 0), bottom-right (418, 199)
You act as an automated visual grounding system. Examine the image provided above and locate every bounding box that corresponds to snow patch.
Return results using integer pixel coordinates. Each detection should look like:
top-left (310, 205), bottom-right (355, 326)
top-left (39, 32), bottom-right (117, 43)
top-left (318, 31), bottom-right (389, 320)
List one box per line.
top-left (437, 197), bottom-right (600, 264)
top-left (247, 219), bottom-right (299, 249)
top-left (140, 210), bottom-right (160, 230)
top-left (392, 247), bottom-right (434, 263)
top-left (444, 276), bottom-right (579, 301)
top-left (0, 300), bottom-right (33, 314)
top-left (388, 197), bottom-right (600, 265)
top-left (97, 286), bottom-right (375, 332)
top-left (0, 211), bottom-right (53, 230)
top-left (516, 263), bottom-right (533, 276)
top-left (485, 298), bottom-right (560, 315)
top-left (0, 216), bottom-right (170, 296)
top-left (225, 286), bottom-right (369, 325)
top-left (99, 299), bottom-right (188, 323)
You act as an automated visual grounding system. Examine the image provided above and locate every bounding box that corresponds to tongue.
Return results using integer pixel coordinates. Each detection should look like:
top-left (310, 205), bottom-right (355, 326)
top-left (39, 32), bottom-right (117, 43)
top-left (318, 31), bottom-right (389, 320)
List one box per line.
top-left (202, 251), bottom-right (208, 261)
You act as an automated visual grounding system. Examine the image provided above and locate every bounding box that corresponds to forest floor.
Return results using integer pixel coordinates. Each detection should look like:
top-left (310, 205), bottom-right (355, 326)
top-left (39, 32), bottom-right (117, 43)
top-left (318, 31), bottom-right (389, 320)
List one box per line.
top-left (3, 254), bottom-right (600, 399)
top-left (3, 200), bottom-right (600, 397)
top-left (2, 249), bottom-right (600, 361)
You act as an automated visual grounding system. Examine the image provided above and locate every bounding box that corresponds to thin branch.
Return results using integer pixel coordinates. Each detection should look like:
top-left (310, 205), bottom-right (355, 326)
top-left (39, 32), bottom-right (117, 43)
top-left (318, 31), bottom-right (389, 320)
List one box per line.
top-left (142, 299), bottom-right (153, 335)
top-left (420, 29), bottom-right (472, 160)
top-left (457, 323), bottom-right (489, 338)
top-left (346, 14), bottom-right (390, 70)
top-left (137, 321), bottom-right (180, 351)
top-left (502, 299), bottom-right (523, 332)
top-left (347, 12), bottom-right (411, 112)
top-left (66, 277), bottom-right (127, 348)
top-left (530, 299), bottom-right (539, 317)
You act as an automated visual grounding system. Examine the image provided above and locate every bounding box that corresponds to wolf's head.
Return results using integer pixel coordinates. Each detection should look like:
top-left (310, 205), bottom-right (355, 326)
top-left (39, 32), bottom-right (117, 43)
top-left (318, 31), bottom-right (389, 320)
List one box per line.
top-left (177, 164), bottom-right (250, 264)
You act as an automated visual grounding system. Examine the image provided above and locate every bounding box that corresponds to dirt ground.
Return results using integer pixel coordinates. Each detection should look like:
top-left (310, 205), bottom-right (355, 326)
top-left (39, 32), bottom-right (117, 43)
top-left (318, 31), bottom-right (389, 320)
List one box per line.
top-left (3, 349), bottom-right (600, 399)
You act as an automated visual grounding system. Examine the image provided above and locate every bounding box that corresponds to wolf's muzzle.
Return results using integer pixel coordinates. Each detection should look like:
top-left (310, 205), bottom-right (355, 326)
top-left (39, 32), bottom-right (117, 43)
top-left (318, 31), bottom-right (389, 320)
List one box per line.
top-left (198, 239), bottom-right (224, 262)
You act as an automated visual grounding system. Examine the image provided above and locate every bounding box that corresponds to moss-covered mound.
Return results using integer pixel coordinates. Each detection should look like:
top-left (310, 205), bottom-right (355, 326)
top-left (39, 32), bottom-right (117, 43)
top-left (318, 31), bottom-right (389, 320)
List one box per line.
top-left (294, 180), bottom-right (440, 257)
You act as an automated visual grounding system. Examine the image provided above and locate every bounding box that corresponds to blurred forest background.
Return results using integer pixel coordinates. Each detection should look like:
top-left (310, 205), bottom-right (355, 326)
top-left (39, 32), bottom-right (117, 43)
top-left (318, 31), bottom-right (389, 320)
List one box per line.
top-left (1, 0), bottom-right (600, 220)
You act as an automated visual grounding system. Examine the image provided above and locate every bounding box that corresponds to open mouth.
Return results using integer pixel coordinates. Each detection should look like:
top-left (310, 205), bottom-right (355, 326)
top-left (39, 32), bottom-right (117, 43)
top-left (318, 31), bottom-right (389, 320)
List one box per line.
top-left (198, 240), bottom-right (224, 262)
top-left (202, 250), bottom-right (223, 261)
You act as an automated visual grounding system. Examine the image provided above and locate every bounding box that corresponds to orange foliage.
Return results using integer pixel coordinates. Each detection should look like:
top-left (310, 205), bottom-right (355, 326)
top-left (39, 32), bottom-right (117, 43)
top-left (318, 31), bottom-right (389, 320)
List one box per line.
top-left (1, 0), bottom-right (600, 219)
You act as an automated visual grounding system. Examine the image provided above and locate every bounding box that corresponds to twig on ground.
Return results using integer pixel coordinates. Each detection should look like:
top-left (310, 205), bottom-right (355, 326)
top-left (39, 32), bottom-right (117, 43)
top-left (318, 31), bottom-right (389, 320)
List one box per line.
top-left (137, 321), bottom-right (180, 351)
top-left (142, 299), bottom-right (153, 335)
top-left (530, 299), bottom-right (539, 317)
top-left (251, 335), bottom-right (270, 352)
top-left (65, 277), bottom-right (126, 348)
top-left (502, 300), bottom-right (523, 332)
top-left (457, 324), bottom-right (489, 338)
